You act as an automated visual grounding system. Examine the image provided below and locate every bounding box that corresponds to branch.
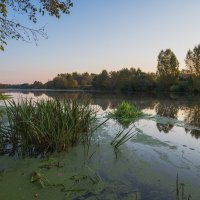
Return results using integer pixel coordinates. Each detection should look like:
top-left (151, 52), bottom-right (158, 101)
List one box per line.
top-left (0, 16), bottom-right (48, 50)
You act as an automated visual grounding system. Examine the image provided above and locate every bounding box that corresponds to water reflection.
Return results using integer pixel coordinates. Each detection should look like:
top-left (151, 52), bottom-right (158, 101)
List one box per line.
top-left (2, 90), bottom-right (200, 139)
top-left (155, 102), bottom-right (178, 133)
top-left (185, 105), bottom-right (200, 139)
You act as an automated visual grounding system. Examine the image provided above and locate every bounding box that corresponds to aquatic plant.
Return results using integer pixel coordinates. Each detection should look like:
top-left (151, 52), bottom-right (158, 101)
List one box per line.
top-left (175, 174), bottom-right (192, 200)
top-left (31, 171), bottom-right (49, 188)
top-left (110, 101), bottom-right (143, 127)
top-left (0, 94), bottom-right (10, 118)
top-left (0, 98), bottom-right (97, 155)
top-left (111, 126), bottom-right (138, 149)
top-left (0, 94), bottom-right (12, 100)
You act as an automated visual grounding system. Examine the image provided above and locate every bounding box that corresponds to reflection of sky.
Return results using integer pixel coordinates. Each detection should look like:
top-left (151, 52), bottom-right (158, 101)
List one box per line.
top-left (2, 91), bottom-right (200, 198)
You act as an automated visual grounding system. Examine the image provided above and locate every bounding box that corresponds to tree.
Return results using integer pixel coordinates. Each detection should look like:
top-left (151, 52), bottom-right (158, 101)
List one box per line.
top-left (0, 0), bottom-right (73, 51)
top-left (185, 44), bottom-right (200, 76)
top-left (32, 81), bottom-right (43, 89)
top-left (156, 49), bottom-right (179, 90)
top-left (92, 70), bottom-right (110, 90)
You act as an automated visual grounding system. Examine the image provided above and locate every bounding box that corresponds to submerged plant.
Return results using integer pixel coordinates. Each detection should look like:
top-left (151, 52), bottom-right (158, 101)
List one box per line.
top-left (109, 101), bottom-right (143, 127)
top-left (0, 98), bottom-right (97, 155)
top-left (175, 174), bottom-right (192, 200)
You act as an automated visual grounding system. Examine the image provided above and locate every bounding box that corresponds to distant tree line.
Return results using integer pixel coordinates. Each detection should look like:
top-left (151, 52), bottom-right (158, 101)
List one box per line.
top-left (1, 44), bottom-right (200, 93)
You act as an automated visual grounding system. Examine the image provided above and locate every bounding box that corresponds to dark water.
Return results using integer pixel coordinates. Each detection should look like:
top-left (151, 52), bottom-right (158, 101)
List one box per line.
top-left (0, 90), bottom-right (200, 200)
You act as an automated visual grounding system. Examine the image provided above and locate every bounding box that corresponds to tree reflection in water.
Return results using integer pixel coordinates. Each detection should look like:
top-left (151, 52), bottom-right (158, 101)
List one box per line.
top-left (185, 105), bottom-right (200, 139)
top-left (6, 91), bottom-right (200, 139)
top-left (155, 102), bottom-right (178, 133)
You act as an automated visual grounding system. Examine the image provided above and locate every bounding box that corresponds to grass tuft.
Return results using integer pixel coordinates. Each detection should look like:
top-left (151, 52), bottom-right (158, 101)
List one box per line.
top-left (110, 101), bottom-right (143, 127)
top-left (111, 126), bottom-right (138, 149)
top-left (0, 98), bottom-right (97, 155)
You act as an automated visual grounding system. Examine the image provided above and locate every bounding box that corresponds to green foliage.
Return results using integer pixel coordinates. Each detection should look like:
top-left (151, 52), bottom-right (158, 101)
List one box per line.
top-left (92, 68), bottom-right (156, 92)
top-left (0, 98), bottom-right (96, 155)
top-left (31, 171), bottom-right (49, 188)
top-left (185, 44), bottom-right (200, 76)
top-left (0, 0), bottom-right (73, 51)
top-left (111, 126), bottom-right (138, 149)
top-left (110, 101), bottom-right (143, 127)
top-left (92, 70), bottom-right (110, 90)
top-left (157, 49), bottom-right (180, 90)
top-left (0, 93), bottom-right (12, 100)
top-left (0, 94), bottom-right (11, 120)
top-left (170, 81), bottom-right (189, 93)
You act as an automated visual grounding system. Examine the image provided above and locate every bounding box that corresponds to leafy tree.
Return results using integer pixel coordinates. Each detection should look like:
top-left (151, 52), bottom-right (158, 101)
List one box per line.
top-left (0, 0), bottom-right (73, 50)
top-left (185, 44), bottom-right (200, 76)
top-left (184, 104), bottom-right (200, 139)
top-left (32, 81), bottom-right (43, 89)
top-left (156, 49), bottom-right (179, 90)
top-left (92, 70), bottom-right (110, 90)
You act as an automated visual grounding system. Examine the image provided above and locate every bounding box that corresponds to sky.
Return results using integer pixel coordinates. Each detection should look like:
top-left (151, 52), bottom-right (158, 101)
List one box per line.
top-left (1, 0), bottom-right (200, 84)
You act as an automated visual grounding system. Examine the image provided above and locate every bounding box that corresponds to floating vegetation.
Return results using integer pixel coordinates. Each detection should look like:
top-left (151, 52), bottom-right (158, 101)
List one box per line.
top-left (111, 126), bottom-right (138, 149)
top-left (109, 101), bottom-right (143, 127)
top-left (0, 98), bottom-right (98, 155)
top-left (31, 170), bottom-right (49, 188)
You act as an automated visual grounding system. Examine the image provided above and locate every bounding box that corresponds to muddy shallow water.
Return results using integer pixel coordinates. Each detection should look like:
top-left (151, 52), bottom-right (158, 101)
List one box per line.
top-left (0, 91), bottom-right (200, 200)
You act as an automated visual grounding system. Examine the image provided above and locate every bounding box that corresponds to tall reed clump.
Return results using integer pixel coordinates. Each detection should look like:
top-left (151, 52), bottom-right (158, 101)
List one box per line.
top-left (0, 98), bottom-right (97, 155)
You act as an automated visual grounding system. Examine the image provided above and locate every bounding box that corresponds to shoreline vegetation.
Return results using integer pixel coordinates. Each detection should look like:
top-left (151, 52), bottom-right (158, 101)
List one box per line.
top-left (1, 44), bottom-right (200, 94)
top-left (1, 66), bottom-right (200, 94)
top-left (0, 96), bottom-right (144, 156)
top-left (0, 94), bottom-right (196, 199)
top-left (0, 97), bottom-right (98, 156)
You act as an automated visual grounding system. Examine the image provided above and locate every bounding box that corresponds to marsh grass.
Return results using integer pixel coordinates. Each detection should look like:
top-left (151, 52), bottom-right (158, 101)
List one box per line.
top-left (111, 126), bottom-right (138, 149)
top-left (176, 174), bottom-right (192, 200)
top-left (0, 98), bottom-right (97, 155)
top-left (0, 93), bottom-right (11, 119)
top-left (109, 101), bottom-right (143, 127)
top-left (0, 94), bottom-right (12, 100)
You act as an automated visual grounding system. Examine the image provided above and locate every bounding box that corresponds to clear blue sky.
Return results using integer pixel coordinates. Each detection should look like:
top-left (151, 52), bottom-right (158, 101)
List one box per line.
top-left (1, 0), bottom-right (200, 84)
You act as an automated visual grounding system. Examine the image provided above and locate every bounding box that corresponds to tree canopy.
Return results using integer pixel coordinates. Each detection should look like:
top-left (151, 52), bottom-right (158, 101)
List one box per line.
top-left (185, 44), bottom-right (200, 76)
top-left (156, 49), bottom-right (179, 89)
top-left (0, 0), bottom-right (73, 51)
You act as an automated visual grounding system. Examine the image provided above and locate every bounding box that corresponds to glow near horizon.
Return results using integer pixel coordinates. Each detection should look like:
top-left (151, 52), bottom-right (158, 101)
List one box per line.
top-left (1, 0), bottom-right (200, 84)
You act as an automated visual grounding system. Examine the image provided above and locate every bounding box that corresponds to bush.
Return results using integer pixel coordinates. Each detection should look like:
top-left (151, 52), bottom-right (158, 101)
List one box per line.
top-left (170, 81), bottom-right (189, 92)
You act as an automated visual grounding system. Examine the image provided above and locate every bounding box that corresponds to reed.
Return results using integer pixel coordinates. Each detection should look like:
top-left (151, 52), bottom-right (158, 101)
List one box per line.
top-left (111, 126), bottom-right (137, 149)
top-left (0, 98), bottom-right (97, 155)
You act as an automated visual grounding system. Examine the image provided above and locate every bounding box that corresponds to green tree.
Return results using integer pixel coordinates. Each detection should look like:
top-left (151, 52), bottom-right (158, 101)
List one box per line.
top-left (32, 81), bottom-right (43, 89)
top-left (92, 70), bottom-right (110, 90)
top-left (0, 0), bottom-right (73, 51)
top-left (156, 49), bottom-right (179, 90)
top-left (185, 44), bottom-right (200, 76)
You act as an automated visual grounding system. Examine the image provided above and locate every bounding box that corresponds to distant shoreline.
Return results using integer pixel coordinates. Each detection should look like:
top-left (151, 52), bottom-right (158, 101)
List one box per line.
top-left (0, 88), bottom-right (198, 97)
top-left (0, 88), bottom-right (97, 93)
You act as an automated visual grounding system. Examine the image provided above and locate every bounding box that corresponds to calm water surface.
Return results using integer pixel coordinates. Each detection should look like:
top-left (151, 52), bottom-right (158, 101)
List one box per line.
top-left (0, 90), bottom-right (200, 200)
